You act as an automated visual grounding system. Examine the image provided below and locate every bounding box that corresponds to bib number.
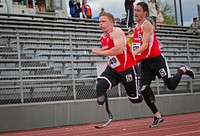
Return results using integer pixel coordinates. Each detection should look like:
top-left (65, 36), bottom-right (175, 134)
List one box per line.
top-left (108, 56), bottom-right (120, 68)
top-left (132, 43), bottom-right (141, 55)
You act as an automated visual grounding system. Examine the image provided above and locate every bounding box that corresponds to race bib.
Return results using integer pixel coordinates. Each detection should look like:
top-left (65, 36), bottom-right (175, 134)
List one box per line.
top-left (132, 43), bottom-right (141, 55)
top-left (108, 56), bottom-right (120, 68)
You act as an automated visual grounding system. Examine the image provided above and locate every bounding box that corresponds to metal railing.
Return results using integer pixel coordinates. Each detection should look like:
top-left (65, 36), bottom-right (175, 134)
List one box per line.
top-left (0, 31), bottom-right (200, 105)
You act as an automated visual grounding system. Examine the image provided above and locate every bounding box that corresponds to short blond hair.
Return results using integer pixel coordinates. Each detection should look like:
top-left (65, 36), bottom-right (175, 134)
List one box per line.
top-left (99, 12), bottom-right (115, 24)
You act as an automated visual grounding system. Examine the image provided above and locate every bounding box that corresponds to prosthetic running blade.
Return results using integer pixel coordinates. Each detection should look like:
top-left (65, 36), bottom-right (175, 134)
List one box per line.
top-left (94, 100), bottom-right (113, 129)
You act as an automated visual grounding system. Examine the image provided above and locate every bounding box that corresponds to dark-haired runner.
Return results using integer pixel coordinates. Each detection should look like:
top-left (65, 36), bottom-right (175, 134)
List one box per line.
top-left (131, 2), bottom-right (195, 127)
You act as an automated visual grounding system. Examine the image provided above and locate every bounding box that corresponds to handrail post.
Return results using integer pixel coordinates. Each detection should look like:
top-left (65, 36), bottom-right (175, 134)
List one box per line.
top-left (17, 31), bottom-right (24, 103)
top-left (69, 34), bottom-right (76, 99)
top-left (156, 77), bottom-right (160, 95)
top-left (186, 40), bottom-right (193, 93)
top-left (118, 84), bottom-right (121, 97)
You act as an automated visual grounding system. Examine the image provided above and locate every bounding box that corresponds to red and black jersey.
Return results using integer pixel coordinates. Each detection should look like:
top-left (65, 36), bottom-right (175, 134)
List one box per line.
top-left (100, 29), bottom-right (136, 72)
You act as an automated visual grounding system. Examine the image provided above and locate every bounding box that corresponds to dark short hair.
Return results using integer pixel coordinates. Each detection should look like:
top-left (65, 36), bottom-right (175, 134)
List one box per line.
top-left (193, 17), bottom-right (197, 21)
top-left (136, 2), bottom-right (149, 15)
top-left (99, 12), bottom-right (115, 24)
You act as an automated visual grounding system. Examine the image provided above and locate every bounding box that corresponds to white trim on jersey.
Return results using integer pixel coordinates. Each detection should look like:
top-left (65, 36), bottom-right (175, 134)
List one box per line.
top-left (147, 33), bottom-right (154, 58)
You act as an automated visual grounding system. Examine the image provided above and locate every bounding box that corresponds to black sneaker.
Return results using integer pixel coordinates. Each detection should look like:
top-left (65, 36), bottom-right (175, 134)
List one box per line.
top-left (150, 116), bottom-right (164, 128)
top-left (180, 64), bottom-right (195, 79)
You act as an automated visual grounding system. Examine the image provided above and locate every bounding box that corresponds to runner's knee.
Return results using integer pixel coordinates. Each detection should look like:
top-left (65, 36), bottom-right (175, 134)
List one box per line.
top-left (141, 85), bottom-right (155, 103)
top-left (166, 85), bottom-right (176, 90)
top-left (96, 79), bottom-right (110, 105)
top-left (163, 81), bottom-right (176, 90)
top-left (162, 77), bottom-right (178, 90)
top-left (97, 95), bottom-right (107, 105)
top-left (128, 95), bottom-right (143, 103)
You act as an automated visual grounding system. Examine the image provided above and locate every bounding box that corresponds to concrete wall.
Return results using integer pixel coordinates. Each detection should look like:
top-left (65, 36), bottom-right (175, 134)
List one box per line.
top-left (0, 93), bottom-right (200, 132)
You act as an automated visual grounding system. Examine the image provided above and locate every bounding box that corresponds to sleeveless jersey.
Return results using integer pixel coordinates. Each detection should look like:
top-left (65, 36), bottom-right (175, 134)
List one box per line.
top-left (100, 30), bottom-right (136, 72)
top-left (132, 20), bottom-right (162, 62)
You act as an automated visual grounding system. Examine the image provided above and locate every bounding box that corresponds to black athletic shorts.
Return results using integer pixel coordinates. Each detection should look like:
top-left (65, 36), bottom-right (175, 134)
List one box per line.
top-left (98, 66), bottom-right (140, 99)
top-left (140, 54), bottom-right (171, 87)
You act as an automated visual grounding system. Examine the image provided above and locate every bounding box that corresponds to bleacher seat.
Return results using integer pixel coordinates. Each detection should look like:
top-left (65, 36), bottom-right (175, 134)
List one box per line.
top-left (0, 13), bottom-right (200, 104)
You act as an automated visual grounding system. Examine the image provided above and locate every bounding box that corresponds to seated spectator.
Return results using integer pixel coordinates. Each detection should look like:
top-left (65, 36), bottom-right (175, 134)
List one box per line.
top-left (93, 7), bottom-right (105, 20)
top-left (187, 17), bottom-right (200, 35)
top-left (120, 16), bottom-right (127, 25)
top-left (82, 0), bottom-right (92, 19)
top-left (99, 7), bottom-right (105, 16)
top-left (156, 7), bottom-right (164, 24)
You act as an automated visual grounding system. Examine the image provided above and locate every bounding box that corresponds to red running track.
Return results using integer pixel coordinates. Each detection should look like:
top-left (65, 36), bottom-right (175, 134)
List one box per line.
top-left (1, 112), bottom-right (200, 136)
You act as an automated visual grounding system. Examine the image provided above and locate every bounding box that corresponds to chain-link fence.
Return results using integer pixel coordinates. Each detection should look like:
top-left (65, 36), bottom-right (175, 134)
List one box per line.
top-left (0, 31), bottom-right (200, 105)
top-left (0, 31), bottom-right (126, 105)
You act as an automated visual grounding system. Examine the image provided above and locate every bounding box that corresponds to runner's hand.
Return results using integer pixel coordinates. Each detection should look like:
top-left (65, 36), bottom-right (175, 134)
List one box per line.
top-left (92, 48), bottom-right (102, 55)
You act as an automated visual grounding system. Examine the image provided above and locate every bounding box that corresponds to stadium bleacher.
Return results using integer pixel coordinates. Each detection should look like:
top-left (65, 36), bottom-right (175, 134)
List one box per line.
top-left (0, 13), bottom-right (200, 105)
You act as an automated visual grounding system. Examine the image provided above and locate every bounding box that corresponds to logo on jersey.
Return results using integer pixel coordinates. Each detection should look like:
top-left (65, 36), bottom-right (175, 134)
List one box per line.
top-left (126, 74), bottom-right (133, 82)
top-left (159, 68), bottom-right (167, 77)
top-left (138, 33), bottom-right (142, 42)
top-left (107, 38), bottom-right (109, 43)
top-left (103, 45), bottom-right (109, 49)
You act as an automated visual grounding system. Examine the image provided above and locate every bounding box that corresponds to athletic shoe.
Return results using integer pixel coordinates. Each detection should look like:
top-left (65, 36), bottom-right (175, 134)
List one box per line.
top-left (150, 116), bottom-right (164, 128)
top-left (180, 64), bottom-right (195, 79)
